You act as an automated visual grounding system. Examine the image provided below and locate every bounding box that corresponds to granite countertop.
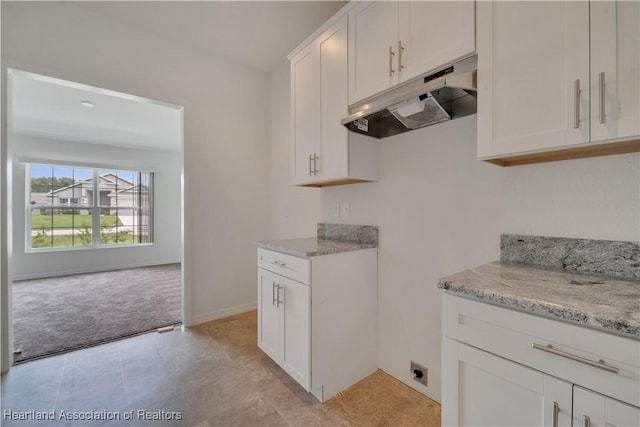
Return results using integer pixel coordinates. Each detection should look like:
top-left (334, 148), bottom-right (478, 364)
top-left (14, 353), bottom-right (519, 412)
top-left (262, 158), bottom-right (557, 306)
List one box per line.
top-left (438, 261), bottom-right (640, 339)
top-left (257, 237), bottom-right (376, 258)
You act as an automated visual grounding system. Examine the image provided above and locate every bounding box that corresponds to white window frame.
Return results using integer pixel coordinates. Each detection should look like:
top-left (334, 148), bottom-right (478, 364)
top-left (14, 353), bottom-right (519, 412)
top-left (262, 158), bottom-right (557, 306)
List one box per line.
top-left (25, 163), bottom-right (154, 252)
top-left (59, 198), bottom-right (80, 206)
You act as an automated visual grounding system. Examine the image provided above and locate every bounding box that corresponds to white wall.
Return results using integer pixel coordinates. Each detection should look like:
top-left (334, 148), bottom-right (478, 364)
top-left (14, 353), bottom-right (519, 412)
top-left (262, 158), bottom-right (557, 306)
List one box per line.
top-left (502, 153), bottom-right (640, 241)
top-left (1, 2), bottom-right (270, 335)
top-left (267, 61), bottom-right (322, 239)
top-left (10, 134), bottom-right (181, 280)
top-left (321, 116), bottom-right (505, 403)
top-left (267, 59), bottom-right (640, 404)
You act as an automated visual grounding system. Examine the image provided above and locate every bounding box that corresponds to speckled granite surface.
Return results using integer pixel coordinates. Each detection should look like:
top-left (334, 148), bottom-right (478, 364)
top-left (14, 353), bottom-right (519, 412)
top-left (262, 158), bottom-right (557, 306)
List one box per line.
top-left (438, 262), bottom-right (640, 339)
top-left (317, 223), bottom-right (378, 245)
top-left (257, 237), bottom-right (376, 257)
top-left (501, 234), bottom-right (640, 281)
top-left (258, 224), bottom-right (378, 257)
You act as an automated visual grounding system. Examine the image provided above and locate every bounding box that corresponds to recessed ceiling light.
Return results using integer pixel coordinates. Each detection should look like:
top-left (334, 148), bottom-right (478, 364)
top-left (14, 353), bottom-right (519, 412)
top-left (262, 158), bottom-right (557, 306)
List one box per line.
top-left (80, 100), bottom-right (95, 108)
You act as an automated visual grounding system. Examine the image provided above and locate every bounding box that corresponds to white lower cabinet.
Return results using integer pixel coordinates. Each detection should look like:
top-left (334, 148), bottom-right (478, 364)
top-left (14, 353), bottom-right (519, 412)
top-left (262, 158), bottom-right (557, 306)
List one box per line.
top-left (444, 339), bottom-right (572, 427)
top-left (258, 267), bottom-right (310, 389)
top-left (442, 293), bottom-right (640, 426)
top-left (574, 386), bottom-right (640, 427)
top-left (257, 247), bottom-right (377, 402)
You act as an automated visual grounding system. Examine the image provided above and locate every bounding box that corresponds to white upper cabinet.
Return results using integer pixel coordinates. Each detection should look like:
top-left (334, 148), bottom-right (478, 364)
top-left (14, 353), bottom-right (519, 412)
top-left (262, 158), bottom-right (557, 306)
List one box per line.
top-left (477, 1), bottom-right (591, 158)
top-left (478, 0), bottom-right (640, 163)
top-left (348, 1), bottom-right (476, 105)
top-left (291, 44), bottom-right (318, 185)
top-left (590, 1), bottom-right (640, 143)
top-left (317, 17), bottom-right (350, 181)
top-left (290, 13), bottom-right (378, 187)
top-left (348, 1), bottom-right (399, 104)
top-left (397, 1), bottom-right (475, 84)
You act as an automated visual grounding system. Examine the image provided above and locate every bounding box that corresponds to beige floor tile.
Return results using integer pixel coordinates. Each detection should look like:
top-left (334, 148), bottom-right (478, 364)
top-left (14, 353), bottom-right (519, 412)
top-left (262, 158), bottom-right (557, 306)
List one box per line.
top-left (4, 310), bottom-right (440, 427)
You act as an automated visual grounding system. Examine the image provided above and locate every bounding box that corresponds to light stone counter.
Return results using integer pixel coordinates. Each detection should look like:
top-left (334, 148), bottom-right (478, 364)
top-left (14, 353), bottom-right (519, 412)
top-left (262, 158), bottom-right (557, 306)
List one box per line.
top-left (438, 262), bottom-right (640, 339)
top-left (257, 237), bottom-right (376, 258)
top-left (257, 223), bottom-right (378, 258)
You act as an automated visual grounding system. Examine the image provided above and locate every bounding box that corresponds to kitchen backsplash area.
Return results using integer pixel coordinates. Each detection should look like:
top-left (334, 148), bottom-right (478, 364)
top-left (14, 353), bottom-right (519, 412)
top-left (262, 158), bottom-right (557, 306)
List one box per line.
top-left (317, 223), bottom-right (378, 244)
top-left (501, 234), bottom-right (640, 282)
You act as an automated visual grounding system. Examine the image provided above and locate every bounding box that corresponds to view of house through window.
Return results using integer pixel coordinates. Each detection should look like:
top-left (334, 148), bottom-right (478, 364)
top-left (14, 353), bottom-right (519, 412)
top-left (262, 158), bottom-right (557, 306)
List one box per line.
top-left (28, 164), bottom-right (153, 249)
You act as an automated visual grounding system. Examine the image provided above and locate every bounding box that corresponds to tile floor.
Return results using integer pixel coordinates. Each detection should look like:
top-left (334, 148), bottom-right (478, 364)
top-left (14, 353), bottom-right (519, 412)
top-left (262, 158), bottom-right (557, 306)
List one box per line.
top-left (1, 311), bottom-right (440, 427)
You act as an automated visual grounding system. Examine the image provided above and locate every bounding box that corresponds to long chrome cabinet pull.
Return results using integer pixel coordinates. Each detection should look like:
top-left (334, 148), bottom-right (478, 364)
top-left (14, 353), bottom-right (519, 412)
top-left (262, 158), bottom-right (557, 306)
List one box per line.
top-left (389, 45), bottom-right (396, 76)
top-left (313, 154), bottom-right (319, 174)
top-left (398, 40), bottom-right (405, 71)
top-left (583, 415), bottom-right (591, 427)
top-left (599, 72), bottom-right (605, 124)
top-left (272, 282), bottom-right (277, 306)
top-left (276, 285), bottom-right (283, 308)
top-left (308, 154), bottom-right (313, 176)
top-left (532, 343), bottom-right (619, 374)
top-left (552, 401), bottom-right (559, 427)
top-left (574, 79), bottom-right (581, 129)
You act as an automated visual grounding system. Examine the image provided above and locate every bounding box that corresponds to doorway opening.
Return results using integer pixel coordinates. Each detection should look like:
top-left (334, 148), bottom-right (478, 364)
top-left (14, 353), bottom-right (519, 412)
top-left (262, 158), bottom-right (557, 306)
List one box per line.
top-left (6, 69), bottom-right (185, 364)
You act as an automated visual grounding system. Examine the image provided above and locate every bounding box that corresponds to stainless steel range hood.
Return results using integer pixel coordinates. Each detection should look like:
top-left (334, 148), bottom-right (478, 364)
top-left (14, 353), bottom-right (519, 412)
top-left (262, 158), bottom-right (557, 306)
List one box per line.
top-left (341, 56), bottom-right (477, 139)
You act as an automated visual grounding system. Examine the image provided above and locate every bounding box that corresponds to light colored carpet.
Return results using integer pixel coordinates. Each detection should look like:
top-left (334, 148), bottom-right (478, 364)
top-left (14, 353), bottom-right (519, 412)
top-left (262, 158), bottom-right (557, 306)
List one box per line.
top-left (12, 263), bottom-right (181, 363)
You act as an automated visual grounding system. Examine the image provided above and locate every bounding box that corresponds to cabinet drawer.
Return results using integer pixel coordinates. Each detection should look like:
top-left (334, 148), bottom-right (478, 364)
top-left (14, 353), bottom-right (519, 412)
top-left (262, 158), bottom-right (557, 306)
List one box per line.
top-left (443, 293), bottom-right (640, 407)
top-left (258, 248), bottom-right (311, 285)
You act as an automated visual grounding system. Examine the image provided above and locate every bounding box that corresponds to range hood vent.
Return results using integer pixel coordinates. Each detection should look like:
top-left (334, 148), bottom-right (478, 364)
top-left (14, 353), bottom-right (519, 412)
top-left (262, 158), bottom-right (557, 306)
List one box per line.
top-left (341, 56), bottom-right (477, 139)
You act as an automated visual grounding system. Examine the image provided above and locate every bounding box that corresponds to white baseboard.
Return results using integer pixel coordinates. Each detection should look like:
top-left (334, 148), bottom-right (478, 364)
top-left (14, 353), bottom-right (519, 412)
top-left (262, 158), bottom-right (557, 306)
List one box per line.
top-left (12, 259), bottom-right (182, 281)
top-left (188, 302), bottom-right (257, 326)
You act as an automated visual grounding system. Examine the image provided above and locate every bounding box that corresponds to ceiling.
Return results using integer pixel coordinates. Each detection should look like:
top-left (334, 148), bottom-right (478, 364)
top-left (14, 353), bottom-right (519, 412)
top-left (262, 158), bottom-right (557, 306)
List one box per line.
top-left (78, 1), bottom-right (347, 72)
top-left (9, 1), bottom-right (346, 152)
top-left (11, 72), bottom-right (183, 152)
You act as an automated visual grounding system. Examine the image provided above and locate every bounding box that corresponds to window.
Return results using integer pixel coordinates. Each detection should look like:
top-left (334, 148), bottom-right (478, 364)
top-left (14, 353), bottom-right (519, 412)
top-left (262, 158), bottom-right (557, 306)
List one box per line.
top-left (28, 164), bottom-right (153, 250)
top-left (59, 198), bottom-right (80, 206)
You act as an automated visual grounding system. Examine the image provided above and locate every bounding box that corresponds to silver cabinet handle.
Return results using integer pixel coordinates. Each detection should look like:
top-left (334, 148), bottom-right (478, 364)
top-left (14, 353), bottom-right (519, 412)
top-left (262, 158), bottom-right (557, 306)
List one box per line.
top-left (308, 154), bottom-right (313, 176)
top-left (583, 415), bottom-right (591, 427)
top-left (552, 401), bottom-right (559, 427)
top-left (270, 260), bottom-right (286, 267)
top-left (398, 40), bottom-right (405, 71)
top-left (313, 153), bottom-right (319, 174)
top-left (599, 72), bottom-right (605, 124)
top-left (276, 285), bottom-right (283, 308)
top-left (574, 79), bottom-right (581, 129)
top-left (389, 45), bottom-right (396, 76)
top-left (532, 343), bottom-right (618, 373)
top-left (272, 282), bottom-right (277, 306)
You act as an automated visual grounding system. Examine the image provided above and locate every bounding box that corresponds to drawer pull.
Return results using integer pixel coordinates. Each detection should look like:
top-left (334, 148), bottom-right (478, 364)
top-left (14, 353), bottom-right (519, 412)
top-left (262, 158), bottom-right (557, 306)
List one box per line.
top-left (532, 343), bottom-right (618, 374)
top-left (270, 260), bottom-right (287, 268)
top-left (583, 415), bottom-right (591, 427)
top-left (552, 401), bottom-right (559, 427)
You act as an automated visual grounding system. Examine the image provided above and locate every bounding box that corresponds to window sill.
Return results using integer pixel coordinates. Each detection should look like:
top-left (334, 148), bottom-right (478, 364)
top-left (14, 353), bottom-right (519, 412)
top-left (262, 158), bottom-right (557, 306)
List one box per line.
top-left (25, 243), bottom-right (154, 254)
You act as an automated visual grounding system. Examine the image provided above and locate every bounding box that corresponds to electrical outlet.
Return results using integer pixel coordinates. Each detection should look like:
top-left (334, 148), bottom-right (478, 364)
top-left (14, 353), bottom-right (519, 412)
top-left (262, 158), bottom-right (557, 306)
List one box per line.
top-left (410, 360), bottom-right (428, 386)
top-left (341, 201), bottom-right (350, 217)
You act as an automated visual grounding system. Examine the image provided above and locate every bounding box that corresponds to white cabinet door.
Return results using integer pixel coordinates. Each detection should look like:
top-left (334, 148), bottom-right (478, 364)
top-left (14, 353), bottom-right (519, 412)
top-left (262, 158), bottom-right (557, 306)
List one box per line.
top-left (258, 268), bottom-right (310, 391)
top-left (398, 1), bottom-right (475, 83)
top-left (477, 1), bottom-right (590, 158)
top-left (348, 0), bottom-right (399, 104)
top-left (590, 1), bottom-right (640, 143)
top-left (279, 276), bottom-right (311, 391)
top-left (447, 340), bottom-right (572, 427)
top-left (291, 44), bottom-right (318, 185)
top-left (573, 386), bottom-right (640, 427)
top-left (257, 268), bottom-right (280, 361)
top-left (317, 15), bottom-right (349, 181)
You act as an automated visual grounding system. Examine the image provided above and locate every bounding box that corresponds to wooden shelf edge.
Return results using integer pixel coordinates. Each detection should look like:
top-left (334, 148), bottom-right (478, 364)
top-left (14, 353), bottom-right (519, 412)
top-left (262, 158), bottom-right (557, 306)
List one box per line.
top-left (298, 178), bottom-right (375, 188)
top-left (481, 138), bottom-right (640, 167)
